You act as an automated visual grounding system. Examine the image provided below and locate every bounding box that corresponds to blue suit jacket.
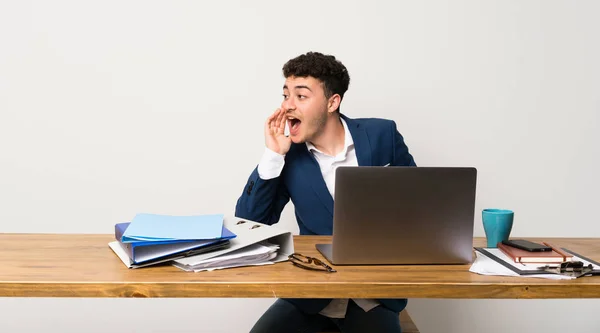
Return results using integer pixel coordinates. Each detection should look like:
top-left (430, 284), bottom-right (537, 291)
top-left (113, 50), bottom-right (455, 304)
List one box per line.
top-left (235, 114), bottom-right (416, 314)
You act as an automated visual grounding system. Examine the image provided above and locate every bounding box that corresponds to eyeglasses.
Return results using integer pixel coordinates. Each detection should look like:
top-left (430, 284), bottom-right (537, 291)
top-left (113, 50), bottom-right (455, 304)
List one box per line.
top-left (288, 253), bottom-right (337, 273)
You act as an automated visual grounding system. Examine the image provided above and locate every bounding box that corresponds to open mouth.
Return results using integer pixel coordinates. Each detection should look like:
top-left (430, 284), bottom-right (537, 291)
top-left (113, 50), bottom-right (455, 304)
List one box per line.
top-left (287, 116), bottom-right (301, 135)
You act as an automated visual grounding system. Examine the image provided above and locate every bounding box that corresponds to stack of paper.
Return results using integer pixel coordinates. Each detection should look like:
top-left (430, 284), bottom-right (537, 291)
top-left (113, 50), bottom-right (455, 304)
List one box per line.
top-left (471, 247), bottom-right (600, 280)
top-left (470, 250), bottom-right (574, 280)
top-left (173, 242), bottom-right (280, 272)
top-left (108, 213), bottom-right (236, 268)
top-left (171, 217), bottom-right (294, 272)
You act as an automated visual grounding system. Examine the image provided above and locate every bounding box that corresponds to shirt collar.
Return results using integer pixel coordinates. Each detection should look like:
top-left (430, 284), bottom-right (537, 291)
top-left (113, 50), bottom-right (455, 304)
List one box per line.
top-left (306, 117), bottom-right (354, 156)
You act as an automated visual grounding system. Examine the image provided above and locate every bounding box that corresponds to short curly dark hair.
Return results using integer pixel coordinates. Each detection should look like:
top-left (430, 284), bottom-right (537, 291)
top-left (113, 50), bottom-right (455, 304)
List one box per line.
top-left (282, 52), bottom-right (351, 103)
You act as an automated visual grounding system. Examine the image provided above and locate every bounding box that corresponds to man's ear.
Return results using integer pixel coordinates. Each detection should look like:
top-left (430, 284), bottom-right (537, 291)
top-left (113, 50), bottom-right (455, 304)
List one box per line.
top-left (327, 94), bottom-right (341, 113)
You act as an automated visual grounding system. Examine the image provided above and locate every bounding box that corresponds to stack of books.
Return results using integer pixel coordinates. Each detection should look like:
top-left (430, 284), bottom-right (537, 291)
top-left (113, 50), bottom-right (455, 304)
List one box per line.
top-left (497, 241), bottom-right (573, 264)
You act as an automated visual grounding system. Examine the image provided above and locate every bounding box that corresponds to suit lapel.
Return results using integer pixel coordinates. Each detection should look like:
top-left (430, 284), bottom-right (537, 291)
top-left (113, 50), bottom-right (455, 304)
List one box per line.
top-left (342, 114), bottom-right (372, 166)
top-left (300, 147), bottom-right (334, 216)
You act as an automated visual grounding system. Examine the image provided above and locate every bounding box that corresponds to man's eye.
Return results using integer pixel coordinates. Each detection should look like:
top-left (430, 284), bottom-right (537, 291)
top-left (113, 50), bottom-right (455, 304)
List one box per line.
top-left (298, 95), bottom-right (306, 99)
top-left (282, 94), bottom-right (288, 99)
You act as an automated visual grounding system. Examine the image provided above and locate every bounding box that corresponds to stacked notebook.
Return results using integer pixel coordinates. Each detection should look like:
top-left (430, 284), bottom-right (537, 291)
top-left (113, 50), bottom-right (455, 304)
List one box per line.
top-left (497, 241), bottom-right (573, 264)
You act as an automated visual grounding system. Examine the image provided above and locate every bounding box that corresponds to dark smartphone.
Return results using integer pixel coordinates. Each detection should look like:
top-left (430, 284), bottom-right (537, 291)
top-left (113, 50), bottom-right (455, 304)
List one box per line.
top-left (502, 239), bottom-right (553, 252)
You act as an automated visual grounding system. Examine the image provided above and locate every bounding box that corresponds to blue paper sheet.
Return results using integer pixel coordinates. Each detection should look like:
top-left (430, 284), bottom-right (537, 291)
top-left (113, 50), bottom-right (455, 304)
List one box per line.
top-left (121, 213), bottom-right (224, 243)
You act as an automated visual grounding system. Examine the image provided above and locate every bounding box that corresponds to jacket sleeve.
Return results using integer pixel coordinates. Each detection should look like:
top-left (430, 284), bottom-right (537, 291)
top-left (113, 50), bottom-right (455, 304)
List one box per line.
top-left (234, 166), bottom-right (291, 225)
top-left (391, 121), bottom-right (417, 166)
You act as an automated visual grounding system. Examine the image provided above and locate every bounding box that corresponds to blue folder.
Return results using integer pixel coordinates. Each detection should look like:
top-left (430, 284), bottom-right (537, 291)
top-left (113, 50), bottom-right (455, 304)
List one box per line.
top-left (121, 213), bottom-right (225, 243)
top-left (114, 222), bottom-right (236, 265)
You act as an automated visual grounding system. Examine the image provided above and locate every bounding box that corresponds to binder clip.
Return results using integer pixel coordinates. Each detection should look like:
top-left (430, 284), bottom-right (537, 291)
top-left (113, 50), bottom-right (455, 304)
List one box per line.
top-left (538, 260), bottom-right (598, 278)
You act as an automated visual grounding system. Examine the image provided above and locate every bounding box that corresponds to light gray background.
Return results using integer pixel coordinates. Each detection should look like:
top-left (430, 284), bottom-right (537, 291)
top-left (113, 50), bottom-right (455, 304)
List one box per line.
top-left (1, 1), bottom-right (598, 332)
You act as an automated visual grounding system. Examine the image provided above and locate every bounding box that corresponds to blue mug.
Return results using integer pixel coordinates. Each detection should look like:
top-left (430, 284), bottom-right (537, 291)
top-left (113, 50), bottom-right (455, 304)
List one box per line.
top-left (482, 209), bottom-right (514, 248)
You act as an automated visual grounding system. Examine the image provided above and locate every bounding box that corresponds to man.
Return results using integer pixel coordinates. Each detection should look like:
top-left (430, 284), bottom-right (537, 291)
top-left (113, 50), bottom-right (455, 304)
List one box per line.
top-left (235, 52), bottom-right (416, 333)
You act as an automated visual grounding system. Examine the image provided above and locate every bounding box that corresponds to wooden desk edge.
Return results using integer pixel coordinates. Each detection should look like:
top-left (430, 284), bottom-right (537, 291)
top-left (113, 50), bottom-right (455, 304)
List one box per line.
top-left (2, 282), bottom-right (600, 298)
top-left (1, 234), bottom-right (599, 298)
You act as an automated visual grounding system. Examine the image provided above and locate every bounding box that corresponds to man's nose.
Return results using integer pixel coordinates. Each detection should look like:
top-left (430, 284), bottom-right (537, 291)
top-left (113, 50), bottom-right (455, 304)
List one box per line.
top-left (282, 98), bottom-right (295, 112)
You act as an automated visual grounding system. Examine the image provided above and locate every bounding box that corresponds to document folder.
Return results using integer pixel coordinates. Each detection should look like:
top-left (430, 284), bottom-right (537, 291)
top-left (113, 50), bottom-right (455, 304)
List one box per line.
top-left (109, 222), bottom-right (236, 268)
top-left (109, 240), bottom-right (230, 269)
top-left (173, 216), bottom-right (294, 271)
top-left (121, 213), bottom-right (225, 242)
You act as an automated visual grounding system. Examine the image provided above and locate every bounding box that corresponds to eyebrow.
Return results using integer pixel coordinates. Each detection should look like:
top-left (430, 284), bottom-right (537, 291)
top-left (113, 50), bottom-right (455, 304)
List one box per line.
top-left (283, 85), bottom-right (312, 92)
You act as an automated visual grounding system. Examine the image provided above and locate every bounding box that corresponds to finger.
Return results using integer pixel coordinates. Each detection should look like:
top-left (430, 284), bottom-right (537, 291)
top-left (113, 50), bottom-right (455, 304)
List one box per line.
top-left (278, 109), bottom-right (286, 133)
top-left (275, 108), bottom-right (285, 134)
top-left (266, 109), bottom-right (278, 123)
top-left (274, 109), bottom-right (284, 132)
top-left (266, 109), bottom-right (279, 131)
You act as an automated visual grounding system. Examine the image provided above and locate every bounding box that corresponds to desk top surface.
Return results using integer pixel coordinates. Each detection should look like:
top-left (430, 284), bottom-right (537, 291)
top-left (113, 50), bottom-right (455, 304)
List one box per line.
top-left (1, 234), bottom-right (599, 298)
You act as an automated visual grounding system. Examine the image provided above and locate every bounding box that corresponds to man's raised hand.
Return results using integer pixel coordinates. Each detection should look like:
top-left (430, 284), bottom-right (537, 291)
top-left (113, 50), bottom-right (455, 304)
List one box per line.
top-left (264, 108), bottom-right (292, 155)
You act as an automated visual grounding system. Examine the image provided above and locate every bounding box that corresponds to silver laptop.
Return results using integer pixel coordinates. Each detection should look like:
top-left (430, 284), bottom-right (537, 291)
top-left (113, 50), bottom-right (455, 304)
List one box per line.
top-left (316, 166), bottom-right (477, 265)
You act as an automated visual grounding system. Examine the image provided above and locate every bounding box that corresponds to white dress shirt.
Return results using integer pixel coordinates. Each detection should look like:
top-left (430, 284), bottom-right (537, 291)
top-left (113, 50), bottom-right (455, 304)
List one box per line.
top-left (257, 118), bottom-right (380, 318)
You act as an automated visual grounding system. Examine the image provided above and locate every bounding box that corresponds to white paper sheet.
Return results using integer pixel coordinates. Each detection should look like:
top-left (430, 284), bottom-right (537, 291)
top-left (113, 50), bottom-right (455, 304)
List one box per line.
top-left (469, 250), bottom-right (574, 280)
top-left (470, 248), bottom-right (600, 280)
top-left (172, 242), bottom-right (281, 272)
